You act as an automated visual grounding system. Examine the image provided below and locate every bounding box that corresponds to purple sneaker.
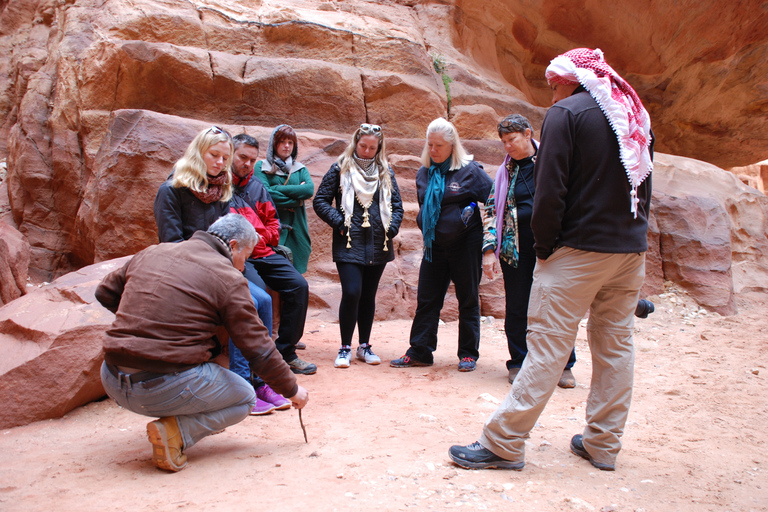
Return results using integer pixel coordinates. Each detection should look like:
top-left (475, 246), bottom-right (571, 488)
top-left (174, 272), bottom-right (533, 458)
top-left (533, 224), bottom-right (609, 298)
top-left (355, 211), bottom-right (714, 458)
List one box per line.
top-left (256, 384), bottom-right (291, 410)
top-left (250, 398), bottom-right (276, 415)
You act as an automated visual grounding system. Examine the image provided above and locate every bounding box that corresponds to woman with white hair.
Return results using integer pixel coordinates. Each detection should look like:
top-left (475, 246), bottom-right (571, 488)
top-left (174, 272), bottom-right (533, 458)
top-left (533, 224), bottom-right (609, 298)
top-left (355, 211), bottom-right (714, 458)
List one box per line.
top-left (313, 123), bottom-right (404, 368)
top-left (391, 118), bottom-right (493, 372)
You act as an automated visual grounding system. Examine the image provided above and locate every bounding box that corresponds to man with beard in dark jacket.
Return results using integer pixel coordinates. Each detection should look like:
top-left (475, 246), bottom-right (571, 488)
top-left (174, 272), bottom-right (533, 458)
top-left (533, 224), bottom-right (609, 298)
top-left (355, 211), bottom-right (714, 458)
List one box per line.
top-left (228, 134), bottom-right (315, 376)
top-left (450, 48), bottom-right (653, 472)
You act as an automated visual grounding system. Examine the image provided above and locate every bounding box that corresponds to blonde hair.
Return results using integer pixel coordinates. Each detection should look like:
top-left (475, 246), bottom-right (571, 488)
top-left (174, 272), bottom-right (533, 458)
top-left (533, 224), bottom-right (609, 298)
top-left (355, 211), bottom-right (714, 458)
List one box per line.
top-left (337, 125), bottom-right (392, 187)
top-left (420, 117), bottom-right (473, 170)
top-left (172, 127), bottom-right (234, 202)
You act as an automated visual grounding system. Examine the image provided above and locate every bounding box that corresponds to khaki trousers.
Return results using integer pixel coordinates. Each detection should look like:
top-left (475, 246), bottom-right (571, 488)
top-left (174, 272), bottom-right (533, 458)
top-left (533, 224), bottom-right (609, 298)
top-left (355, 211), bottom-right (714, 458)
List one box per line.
top-left (480, 247), bottom-right (645, 466)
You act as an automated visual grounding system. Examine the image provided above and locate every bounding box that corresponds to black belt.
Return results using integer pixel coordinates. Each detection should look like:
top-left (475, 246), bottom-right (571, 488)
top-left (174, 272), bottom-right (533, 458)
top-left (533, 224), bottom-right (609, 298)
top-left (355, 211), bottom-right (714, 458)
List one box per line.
top-left (106, 364), bottom-right (169, 388)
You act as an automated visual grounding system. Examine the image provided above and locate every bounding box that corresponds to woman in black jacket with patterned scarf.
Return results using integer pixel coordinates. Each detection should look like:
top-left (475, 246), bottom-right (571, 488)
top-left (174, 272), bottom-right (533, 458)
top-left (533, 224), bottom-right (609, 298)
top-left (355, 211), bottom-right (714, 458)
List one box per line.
top-left (313, 124), bottom-right (404, 369)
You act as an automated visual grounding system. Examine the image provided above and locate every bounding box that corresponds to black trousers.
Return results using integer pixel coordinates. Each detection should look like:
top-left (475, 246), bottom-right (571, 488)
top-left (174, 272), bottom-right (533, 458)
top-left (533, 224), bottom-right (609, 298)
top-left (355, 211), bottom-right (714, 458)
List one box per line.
top-left (501, 242), bottom-right (576, 370)
top-left (406, 229), bottom-right (482, 364)
top-left (336, 262), bottom-right (387, 347)
top-left (244, 253), bottom-right (309, 362)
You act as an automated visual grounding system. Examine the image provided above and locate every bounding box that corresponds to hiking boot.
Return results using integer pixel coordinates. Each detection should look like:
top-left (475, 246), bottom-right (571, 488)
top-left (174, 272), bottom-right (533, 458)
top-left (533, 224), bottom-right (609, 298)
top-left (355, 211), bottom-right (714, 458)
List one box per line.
top-left (570, 434), bottom-right (615, 471)
top-left (635, 299), bottom-right (655, 319)
top-left (356, 344), bottom-right (381, 365)
top-left (558, 368), bottom-right (576, 388)
top-left (449, 441), bottom-right (524, 470)
top-left (288, 357), bottom-right (317, 375)
top-left (334, 345), bottom-right (352, 368)
top-left (256, 384), bottom-right (291, 410)
top-left (508, 367), bottom-right (521, 384)
top-left (390, 354), bottom-right (432, 368)
top-left (296, 341), bottom-right (307, 350)
top-left (147, 416), bottom-right (187, 472)
top-left (250, 398), bottom-right (276, 415)
top-left (458, 357), bottom-right (477, 372)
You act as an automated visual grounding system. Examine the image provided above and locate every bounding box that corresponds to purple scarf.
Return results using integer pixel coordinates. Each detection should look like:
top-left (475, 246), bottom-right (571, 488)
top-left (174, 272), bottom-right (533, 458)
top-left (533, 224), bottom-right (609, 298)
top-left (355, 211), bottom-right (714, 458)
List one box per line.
top-left (492, 140), bottom-right (538, 259)
top-left (493, 154), bottom-right (512, 260)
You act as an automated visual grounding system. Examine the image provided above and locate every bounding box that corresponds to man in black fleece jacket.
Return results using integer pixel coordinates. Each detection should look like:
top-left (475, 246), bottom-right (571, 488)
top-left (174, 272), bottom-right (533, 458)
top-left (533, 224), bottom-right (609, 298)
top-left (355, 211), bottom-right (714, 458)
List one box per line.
top-left (450, 48), bottom-right (653, 472)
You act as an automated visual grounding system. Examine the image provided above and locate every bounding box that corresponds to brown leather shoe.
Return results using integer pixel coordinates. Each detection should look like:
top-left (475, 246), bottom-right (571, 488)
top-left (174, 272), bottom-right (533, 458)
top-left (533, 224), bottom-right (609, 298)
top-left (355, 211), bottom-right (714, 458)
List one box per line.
top-left (147, 416), bottom-right (187, 472)
top-left (508, 367), bottom-right (521, 384)
top-left (558, 368), bottom-right (576, 388)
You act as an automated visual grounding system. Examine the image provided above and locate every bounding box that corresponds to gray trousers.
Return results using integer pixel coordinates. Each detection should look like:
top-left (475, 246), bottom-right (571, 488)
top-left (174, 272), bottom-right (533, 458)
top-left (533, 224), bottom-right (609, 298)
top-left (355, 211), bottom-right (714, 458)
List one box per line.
top-left (101, 361), bottom-right (256, 450)
top-left (480, 247), bottom-right (645, 466)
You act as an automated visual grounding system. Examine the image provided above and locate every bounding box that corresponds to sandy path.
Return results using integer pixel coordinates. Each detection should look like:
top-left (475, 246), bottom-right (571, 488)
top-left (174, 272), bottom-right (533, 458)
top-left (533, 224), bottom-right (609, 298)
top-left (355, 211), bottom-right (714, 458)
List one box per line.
top-left (0, 289), bottom-right (766, 511)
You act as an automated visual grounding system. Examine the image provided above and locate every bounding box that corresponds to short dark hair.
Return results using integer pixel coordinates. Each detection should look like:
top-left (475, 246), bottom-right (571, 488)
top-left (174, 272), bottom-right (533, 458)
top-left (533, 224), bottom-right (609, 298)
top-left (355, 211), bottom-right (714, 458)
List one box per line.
top-left (233, 133), bottom-right (259, 151)
top-left (274, 125), bottom-right (297, 147)
top-left (498, 114), bottom-right (533, 139)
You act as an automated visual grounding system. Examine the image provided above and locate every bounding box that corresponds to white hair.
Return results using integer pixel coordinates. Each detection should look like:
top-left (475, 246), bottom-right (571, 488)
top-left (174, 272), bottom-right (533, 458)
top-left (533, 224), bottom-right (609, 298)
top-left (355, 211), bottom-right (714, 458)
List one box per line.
top-left (208, 213), bottom-right (259, 248)
top-left (420, 118), bottom-right (473, 170)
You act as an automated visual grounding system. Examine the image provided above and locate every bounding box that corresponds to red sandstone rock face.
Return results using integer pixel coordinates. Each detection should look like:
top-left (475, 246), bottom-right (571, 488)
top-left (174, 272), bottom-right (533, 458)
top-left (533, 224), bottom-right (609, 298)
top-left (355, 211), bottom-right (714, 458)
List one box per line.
top-left (450, 0), bottom-right (768, 169)
top-left (0, 0), bottom-right (765, 312)
top-left (0, 256), bottom-right (128, 429)
top-left (0, 218), bottom-right (29, 305)
top-left (0, 0), bottom-right (540, 279)
top-left (652, 154), bottom-right (768, 307)
top-left (729, 161), bottom-right (768, 194)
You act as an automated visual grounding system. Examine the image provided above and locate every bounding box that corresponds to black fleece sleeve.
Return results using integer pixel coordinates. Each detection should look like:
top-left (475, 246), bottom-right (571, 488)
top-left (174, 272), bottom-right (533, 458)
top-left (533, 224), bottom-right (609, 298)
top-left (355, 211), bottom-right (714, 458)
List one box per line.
top-left (388, 168), bottom-right (404, 238)
top-left (154, 181), bottom-right (184, 243)
top-left (531, 106), bottom-right (573, 260)
top-left (312, 165), bottom-right (345, 230)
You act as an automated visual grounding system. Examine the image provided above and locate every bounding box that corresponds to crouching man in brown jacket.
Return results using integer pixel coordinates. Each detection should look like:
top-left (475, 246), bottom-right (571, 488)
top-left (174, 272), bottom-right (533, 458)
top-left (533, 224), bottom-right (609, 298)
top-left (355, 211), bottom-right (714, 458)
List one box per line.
top-left (96, 213), bottom-right (309, 472)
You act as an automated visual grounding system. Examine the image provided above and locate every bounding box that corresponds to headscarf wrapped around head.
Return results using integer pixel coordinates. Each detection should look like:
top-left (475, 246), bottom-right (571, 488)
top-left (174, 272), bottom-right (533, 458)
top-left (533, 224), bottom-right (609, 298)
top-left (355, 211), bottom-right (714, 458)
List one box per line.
top-left (545, 48), bottom-right (652, 218)
top-left (264, 124), bottom-right (302, 177)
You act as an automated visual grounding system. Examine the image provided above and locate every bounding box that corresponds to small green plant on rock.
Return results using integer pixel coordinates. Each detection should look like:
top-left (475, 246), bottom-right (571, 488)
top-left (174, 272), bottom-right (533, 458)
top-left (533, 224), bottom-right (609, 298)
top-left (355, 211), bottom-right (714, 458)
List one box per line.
top-left (431, 52), bottom-right (453, 114)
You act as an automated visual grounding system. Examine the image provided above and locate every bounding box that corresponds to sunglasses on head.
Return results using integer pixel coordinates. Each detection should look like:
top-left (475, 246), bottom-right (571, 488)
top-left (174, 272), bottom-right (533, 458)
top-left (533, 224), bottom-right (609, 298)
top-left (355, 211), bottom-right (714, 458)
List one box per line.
top-left (360, 123), bottom-right (382, 135)
top-left (498, 119), bottom-right (531, 133)
top-left (208, 125), bottom-right (232, 139)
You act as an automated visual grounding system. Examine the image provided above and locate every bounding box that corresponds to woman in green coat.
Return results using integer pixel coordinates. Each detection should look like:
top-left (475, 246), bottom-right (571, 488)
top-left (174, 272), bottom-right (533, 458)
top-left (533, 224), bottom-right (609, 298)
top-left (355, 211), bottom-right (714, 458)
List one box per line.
top-left (255, 125), bottom-right (315, 273)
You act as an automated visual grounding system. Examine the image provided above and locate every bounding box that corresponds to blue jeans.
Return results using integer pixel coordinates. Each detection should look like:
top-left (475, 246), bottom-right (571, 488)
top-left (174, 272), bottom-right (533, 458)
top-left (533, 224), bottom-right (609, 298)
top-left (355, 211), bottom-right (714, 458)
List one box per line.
top-left (229, 280), bottom-right (273, 384)
top-left (101, 361), bottom-right (256, 450)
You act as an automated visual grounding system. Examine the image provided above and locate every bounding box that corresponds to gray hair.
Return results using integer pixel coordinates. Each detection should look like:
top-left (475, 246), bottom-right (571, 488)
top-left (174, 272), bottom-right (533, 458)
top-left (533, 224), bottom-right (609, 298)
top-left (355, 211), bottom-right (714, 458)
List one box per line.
top-left (498, 114), bottom-right (533, 138)
top-left (420, 118), bottom-right (473, 170)
top-left (207, 213), bottom-right (259, 249)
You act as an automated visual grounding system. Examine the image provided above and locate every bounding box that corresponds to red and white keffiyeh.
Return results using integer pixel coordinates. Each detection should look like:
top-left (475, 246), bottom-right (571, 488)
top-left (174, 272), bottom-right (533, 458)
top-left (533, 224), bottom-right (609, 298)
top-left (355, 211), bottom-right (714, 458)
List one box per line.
top-left (546, 48), bottom-right (653, 218)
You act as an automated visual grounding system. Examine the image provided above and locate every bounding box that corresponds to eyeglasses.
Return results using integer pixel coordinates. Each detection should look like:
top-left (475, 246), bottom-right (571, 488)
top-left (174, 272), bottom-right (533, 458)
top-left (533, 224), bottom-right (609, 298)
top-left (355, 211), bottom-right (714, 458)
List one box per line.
top-left (208, 125), bottom-right (232, 139)
top-left (360, 123), bottom-right (382, 135)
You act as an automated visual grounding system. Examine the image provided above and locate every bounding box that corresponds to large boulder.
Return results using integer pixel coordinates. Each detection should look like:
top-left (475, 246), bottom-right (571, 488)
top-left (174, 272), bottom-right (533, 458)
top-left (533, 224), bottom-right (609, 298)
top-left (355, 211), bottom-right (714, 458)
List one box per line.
top-left (653, 192), bottom-right (735, 315)
top-left (0, 256), bottom-right (127, 429)
top-left (652, 153), bottom-right (768, 312)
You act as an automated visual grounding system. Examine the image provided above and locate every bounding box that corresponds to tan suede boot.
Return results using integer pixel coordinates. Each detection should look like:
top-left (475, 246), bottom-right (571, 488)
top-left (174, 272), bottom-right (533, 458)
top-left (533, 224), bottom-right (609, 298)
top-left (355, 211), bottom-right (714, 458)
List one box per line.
top-left (147, 416), bottom-right (187, 472)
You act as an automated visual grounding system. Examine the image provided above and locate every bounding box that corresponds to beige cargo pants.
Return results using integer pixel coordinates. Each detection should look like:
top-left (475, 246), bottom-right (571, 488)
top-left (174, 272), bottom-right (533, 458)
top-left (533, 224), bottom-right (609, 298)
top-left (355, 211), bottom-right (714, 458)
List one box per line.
top-left (480, 246), bottom-right (645, 467)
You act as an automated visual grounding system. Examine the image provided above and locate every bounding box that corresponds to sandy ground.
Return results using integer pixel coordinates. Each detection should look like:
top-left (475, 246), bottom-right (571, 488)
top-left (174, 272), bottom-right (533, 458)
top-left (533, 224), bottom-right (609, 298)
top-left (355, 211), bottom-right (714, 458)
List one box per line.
top-left (0, 288), bottom-right (766, 512)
